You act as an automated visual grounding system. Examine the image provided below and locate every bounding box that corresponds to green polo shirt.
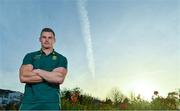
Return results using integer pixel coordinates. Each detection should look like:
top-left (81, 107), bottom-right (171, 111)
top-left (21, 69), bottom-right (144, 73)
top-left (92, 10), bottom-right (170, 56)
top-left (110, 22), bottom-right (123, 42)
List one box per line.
top-left (21, 49), bottom-right (67, 103)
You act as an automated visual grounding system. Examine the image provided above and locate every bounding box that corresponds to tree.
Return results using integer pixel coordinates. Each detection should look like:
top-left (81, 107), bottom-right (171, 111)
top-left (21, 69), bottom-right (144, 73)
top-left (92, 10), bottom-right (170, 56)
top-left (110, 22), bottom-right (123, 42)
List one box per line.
top-left (108, 87), bottom-right (124, 108)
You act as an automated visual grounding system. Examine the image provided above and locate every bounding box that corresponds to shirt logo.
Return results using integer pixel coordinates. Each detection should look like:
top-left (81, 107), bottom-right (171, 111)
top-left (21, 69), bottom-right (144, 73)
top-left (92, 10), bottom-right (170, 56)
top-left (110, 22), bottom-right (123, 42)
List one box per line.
top-left (52, 55), bottom-right (57, 60)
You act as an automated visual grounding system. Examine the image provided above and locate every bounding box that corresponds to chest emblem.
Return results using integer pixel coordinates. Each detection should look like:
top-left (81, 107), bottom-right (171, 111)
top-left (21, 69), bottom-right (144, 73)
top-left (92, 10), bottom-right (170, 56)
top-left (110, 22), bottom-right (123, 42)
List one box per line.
top-left (52, 55), bottom-right (57, 60)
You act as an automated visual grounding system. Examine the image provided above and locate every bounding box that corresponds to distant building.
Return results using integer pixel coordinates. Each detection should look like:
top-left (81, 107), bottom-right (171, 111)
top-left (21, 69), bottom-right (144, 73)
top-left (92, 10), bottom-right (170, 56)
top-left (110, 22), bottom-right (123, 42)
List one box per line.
top-left (0, 89), bottom-right (23, 106)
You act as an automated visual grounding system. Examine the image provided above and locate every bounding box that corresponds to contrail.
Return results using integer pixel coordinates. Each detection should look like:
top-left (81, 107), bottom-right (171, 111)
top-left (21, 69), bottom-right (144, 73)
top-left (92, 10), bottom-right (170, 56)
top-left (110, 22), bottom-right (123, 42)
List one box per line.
top-left (77, 0), bottom-right (95, 78)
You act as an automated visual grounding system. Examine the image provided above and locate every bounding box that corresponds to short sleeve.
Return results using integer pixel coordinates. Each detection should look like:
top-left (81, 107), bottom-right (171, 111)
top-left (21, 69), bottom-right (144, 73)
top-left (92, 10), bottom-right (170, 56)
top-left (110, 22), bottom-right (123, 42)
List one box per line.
top-left (22, 53), bottom-right (33, 65)
top-left (57, 56), bottom-right (68, 69)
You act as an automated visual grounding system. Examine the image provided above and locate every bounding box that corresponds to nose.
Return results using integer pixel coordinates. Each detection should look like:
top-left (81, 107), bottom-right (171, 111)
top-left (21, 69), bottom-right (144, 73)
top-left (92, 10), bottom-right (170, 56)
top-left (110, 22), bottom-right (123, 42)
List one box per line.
top-left (45, 38), bottom-right (49, 41)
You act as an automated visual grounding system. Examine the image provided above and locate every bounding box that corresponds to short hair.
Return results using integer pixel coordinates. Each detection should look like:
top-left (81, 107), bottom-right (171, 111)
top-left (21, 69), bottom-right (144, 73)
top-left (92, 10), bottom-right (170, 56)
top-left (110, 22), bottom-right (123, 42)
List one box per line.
top-left (40, 28), bottom-right (55, 37)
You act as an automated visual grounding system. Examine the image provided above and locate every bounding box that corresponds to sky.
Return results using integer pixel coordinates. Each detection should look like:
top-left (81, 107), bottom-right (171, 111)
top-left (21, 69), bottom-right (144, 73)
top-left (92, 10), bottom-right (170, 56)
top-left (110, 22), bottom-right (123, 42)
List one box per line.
top-left (0, 0), bottom-right (179, 101)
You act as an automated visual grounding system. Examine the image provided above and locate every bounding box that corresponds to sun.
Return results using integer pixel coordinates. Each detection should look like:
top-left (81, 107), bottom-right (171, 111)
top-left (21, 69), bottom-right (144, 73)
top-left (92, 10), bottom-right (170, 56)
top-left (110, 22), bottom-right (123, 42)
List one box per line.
top-left (130, 80), bottom-right (157, 101)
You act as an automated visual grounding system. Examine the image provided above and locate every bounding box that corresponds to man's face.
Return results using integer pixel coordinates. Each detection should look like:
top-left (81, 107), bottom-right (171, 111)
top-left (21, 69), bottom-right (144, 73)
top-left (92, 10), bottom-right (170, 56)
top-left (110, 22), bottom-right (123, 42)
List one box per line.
top-left (39, 32), bottom-right (55, 49)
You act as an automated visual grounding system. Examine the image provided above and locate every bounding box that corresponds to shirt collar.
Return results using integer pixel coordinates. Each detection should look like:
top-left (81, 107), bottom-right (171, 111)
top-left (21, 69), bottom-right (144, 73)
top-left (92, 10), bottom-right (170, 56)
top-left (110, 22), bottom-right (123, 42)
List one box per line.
top-left (39, 49), bottom-right (56, 56)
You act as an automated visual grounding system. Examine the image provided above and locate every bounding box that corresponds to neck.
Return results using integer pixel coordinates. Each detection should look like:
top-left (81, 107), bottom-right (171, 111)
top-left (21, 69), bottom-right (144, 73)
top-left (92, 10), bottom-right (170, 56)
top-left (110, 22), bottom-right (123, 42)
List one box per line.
top-left (41, 47), bottom-right (53, 55)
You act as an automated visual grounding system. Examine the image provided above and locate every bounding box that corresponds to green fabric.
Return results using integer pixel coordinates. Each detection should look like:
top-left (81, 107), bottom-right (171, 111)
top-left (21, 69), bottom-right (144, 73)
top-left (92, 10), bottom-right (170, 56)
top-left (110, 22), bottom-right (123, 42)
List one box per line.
top-left (19, 103), bottom-right (61, 110)
top-left (21, 50), bottom-right (67, 104)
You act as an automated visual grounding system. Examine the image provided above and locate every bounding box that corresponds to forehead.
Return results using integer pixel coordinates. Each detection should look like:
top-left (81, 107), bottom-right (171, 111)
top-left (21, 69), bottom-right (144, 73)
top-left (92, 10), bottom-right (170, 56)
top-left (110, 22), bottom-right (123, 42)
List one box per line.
top-left (41, 32), bottom-right (54, 37)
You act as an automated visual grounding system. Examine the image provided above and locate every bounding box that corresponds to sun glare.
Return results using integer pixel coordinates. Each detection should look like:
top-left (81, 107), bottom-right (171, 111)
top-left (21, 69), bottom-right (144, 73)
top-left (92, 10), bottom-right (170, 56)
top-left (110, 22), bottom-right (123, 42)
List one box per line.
top-left (130, 80), bottom-right (157, 101)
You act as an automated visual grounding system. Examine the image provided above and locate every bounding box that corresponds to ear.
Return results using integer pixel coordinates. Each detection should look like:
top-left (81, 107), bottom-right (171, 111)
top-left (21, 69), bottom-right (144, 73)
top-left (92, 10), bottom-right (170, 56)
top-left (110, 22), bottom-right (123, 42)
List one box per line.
top-left (39, 37), bottom-right (41, 42)
top-left (54, 37), bottom-right (56, 42)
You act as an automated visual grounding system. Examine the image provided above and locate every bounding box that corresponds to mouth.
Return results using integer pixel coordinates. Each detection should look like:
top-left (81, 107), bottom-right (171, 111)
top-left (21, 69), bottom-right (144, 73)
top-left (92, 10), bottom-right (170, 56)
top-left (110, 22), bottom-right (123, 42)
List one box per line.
top-left (44, 42), bottom-right (49, 45)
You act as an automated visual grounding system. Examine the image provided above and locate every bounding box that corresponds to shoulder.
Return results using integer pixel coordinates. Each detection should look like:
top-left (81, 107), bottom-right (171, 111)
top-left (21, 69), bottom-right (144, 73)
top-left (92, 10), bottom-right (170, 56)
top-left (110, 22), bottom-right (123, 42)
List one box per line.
top-left (54, 51), bottom-right (67, 61)
top-left (22, 51), bottom-right (40, 64)
top-left (54, 51), bottom-right (68, 69)
top-left (24, 51), bottom-right (40, 57)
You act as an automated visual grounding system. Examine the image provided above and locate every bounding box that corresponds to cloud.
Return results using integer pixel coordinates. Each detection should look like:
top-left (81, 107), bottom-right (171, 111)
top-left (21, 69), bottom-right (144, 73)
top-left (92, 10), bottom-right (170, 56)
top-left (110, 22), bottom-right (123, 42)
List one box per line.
top-left (77, 0), bottom-right (95, 78)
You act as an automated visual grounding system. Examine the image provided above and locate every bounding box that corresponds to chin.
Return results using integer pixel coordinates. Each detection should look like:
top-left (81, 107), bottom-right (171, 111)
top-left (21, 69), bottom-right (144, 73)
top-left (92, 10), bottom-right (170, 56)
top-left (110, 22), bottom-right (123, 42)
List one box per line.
top-left (43, 46), bottom-right (51, 49)
top-left (45, 47), bottom-right (52, 49)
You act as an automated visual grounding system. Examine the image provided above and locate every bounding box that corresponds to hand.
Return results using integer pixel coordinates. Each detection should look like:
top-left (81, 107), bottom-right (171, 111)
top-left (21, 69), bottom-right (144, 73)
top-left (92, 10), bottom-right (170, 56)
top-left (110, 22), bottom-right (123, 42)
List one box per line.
top-left (32, 69), bottom-right (45, 82)
top-left (32, 69), bottom-right (42, 74)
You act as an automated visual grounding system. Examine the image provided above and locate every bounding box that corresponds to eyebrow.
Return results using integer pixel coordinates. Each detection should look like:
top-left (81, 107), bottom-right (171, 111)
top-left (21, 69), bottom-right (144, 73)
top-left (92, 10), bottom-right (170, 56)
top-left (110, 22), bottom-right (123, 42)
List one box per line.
top-left (42, 36), bottom-right (53, 38)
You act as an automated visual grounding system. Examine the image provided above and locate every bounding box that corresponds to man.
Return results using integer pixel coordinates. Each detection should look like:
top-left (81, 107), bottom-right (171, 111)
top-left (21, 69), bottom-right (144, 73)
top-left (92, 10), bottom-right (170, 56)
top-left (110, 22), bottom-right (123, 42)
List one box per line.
top-left (19, 28), bottom-right (68, 110)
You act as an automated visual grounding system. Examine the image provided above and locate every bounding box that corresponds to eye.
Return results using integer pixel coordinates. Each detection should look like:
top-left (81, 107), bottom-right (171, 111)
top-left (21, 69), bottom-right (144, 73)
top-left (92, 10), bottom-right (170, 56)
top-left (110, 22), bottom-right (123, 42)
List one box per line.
top-left (48, 36), bottom-right (53, 39)
top-left (42, 36), bottom-right (46, 38)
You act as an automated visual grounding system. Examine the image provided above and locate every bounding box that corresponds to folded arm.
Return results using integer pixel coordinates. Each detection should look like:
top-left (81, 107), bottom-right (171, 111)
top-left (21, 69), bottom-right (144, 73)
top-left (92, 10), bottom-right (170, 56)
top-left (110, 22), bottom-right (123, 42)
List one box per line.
top-left (19, 64), bottom-right (43, 83)
top-left (33, 67), bottom-right (67, 84)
